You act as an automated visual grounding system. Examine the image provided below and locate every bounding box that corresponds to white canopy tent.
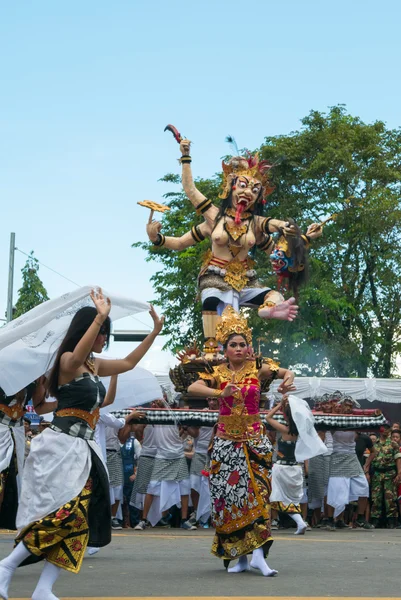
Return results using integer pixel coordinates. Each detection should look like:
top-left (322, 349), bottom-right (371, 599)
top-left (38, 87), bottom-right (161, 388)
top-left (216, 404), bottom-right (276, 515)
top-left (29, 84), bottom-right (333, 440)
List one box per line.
top-left (100, 366), bottom-right (163, 412)
top-left (268, 377), bottom-right (401, 404)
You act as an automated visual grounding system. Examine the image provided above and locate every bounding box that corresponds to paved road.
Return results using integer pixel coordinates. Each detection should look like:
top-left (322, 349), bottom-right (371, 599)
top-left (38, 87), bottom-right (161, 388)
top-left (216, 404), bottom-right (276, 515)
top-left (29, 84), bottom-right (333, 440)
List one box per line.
top-left (1, 527), bottom-right (400, 599)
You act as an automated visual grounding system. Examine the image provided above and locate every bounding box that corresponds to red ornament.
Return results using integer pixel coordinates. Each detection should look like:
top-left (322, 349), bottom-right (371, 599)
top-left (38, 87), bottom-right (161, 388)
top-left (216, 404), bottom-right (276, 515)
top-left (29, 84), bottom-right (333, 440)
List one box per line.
top-left (232, 185), bottom-right (236, 190)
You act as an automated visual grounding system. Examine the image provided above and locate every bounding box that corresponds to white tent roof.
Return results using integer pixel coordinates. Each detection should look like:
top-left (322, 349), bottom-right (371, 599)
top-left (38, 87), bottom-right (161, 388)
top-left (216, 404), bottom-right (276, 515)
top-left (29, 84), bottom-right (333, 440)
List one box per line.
top-left (268, 377), bottom-right (401, 403)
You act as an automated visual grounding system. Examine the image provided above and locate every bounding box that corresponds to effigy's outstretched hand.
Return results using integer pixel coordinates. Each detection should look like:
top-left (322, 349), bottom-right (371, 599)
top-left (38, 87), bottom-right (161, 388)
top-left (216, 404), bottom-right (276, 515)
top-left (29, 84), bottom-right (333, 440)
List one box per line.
top-left (259, 297), bottom-right (298, 322)
top-left (306, 223), bottom-right (323, 239)
top-left (180, 138), bottom-right (191, 156)
top-left (282, 221), bottom-right (298, 237)
top-left (146, 211), bottom-right (163, 242)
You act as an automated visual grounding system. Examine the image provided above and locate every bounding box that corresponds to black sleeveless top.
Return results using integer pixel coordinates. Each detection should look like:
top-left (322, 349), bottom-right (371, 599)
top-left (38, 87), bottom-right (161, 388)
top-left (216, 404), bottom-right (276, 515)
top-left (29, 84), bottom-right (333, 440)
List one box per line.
top-left (277, 439), bottom-right (297, 464)
top-left (51, 373), bottom-right (106, 440)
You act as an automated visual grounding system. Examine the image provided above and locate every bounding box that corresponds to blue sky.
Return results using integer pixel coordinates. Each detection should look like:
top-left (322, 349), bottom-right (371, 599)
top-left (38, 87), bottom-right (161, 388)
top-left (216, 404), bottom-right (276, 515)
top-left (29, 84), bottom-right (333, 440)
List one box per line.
top-left (1, 0), bottom-right (400, 370)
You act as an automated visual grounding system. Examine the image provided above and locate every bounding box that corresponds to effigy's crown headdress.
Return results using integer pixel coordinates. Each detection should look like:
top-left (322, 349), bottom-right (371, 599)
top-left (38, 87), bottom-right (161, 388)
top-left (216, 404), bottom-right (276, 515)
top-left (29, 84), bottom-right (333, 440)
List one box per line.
top-left (219, 150), bottom-right (275, 201)
top-left (215, 306), bottom-right (252, 346)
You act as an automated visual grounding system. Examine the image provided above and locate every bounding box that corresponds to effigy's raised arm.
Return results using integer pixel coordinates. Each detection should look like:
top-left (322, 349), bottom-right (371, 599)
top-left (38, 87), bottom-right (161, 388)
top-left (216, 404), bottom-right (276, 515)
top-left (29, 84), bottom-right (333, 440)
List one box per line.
top-left (179, 139), bottom-right (217, 218)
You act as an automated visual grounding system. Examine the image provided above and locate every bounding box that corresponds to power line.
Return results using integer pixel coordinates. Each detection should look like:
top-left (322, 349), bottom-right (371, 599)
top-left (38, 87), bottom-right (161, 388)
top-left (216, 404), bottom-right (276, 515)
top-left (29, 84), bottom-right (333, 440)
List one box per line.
top-left (15, 247), bottom-right (152, 330)
top-left (15, 247), bottom-right (80, 287)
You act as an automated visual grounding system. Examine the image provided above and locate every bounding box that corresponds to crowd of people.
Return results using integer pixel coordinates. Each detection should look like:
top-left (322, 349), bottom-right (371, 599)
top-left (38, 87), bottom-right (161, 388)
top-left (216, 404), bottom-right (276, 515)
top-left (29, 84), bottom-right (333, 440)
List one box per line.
top-left (104, 408), bottom-right (401, 535)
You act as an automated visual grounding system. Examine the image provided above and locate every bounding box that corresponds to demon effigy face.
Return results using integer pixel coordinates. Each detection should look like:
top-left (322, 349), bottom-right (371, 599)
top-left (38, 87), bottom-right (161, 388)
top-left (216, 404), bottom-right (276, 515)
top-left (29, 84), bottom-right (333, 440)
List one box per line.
top-left (270, 240), bottom-right (294, 275)
top-left (231, 175), bottom-right (262, 213)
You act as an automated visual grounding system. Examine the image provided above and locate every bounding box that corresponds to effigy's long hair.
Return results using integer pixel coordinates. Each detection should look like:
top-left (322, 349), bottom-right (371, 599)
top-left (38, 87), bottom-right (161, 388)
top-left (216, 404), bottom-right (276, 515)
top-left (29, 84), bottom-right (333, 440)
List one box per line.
top-left (277, 219), bottom-right (310, 298)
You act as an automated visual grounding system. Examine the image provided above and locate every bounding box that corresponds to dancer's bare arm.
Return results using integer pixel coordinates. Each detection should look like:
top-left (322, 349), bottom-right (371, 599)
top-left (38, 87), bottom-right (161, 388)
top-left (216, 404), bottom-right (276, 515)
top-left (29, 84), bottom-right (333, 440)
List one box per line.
top-left (97, 306), bottom-right (164, 376)
top-left (101, 375), bottom-right (118, 408)
top-left (32, 376), bottom-right (58, 414)
top-left (265, 400), bottom-right (289, 434)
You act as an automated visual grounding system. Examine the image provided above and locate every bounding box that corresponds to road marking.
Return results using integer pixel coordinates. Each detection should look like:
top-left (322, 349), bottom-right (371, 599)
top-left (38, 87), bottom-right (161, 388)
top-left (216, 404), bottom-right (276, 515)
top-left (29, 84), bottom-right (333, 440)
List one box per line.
top-left (10, 597), bottom-right (401, 600)
top-left (2, 530), bottom-right (401, 545)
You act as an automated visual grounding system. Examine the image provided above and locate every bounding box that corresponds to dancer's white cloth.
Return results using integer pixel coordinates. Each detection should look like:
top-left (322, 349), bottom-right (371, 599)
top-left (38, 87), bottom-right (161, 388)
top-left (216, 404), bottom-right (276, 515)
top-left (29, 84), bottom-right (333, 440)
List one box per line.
top-left (146, 479), bottom-right (191, 527)
top-left (327, 475), bottom-right (369, 518)
top-left (16, 427), bottom-right (105, 529)
top-left (0, 285), bottom-right (149, 395)
top-left (196, 475), bottom-right (211, 523)
top-left (270, 464), bottom-right (304, 505)
top-left (0, 423), bottom-right (26, 495)
top-left (288, 395), bottom-right (327, 461)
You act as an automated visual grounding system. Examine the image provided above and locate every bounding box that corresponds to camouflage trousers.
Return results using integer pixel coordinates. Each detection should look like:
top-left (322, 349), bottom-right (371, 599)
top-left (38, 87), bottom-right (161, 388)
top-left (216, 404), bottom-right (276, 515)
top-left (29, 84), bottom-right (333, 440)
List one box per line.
top-left (370, 470), bottom-right (398, 519)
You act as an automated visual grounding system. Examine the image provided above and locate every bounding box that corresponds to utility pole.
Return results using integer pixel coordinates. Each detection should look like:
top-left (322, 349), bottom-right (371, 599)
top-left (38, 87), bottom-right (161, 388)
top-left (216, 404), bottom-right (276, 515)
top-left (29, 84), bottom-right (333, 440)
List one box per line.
top-left (7, 232), bottom-right (15, 322)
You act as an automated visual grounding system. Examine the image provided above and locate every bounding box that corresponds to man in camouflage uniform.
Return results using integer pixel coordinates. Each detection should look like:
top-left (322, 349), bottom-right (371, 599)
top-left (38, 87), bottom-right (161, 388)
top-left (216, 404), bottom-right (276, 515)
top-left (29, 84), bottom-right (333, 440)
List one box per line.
top-left (365, 424), bottom-right (401, 528)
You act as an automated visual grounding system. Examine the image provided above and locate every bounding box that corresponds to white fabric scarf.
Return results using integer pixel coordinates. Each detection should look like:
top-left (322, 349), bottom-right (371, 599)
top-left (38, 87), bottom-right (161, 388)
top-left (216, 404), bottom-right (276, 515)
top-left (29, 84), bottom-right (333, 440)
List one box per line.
top-left (288, 395), bottom-right (328, 461)
top-left (0, 285), bottom-right (149, 395)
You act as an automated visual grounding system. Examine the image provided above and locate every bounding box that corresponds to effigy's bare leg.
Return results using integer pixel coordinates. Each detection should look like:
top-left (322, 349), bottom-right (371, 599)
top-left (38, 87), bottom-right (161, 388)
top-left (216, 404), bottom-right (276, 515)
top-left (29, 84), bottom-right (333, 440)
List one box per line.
top-left (258, 291), bottom-right (298, 322)
top-left (202, 311), bottom-right (221, 359)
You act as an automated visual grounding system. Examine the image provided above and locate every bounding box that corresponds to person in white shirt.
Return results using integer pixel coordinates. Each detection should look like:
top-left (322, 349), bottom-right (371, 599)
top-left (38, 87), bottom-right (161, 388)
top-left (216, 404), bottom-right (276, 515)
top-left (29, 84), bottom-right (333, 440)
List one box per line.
top-left (133, 416), bottom-right (196, 531)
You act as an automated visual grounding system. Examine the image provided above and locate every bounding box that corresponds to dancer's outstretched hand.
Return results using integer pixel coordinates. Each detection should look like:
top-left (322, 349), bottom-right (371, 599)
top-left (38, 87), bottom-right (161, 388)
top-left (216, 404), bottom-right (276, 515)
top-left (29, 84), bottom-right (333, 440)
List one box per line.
top-left (221, 382), bottom-right (241, 398)
top-left (91, 287), bottom-right (111, 320)
top-left (149, 304), bottom-right (164, 334)
top-left (277, 372), bottom-right (296, 394)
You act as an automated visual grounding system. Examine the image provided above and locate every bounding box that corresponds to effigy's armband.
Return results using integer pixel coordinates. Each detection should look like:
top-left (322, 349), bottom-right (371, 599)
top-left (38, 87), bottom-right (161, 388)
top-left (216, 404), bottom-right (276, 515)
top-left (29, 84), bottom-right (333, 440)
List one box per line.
top-left (196, 198), bottom-right (212, 215)
top-left (190, 225), bottom-right (206, 243)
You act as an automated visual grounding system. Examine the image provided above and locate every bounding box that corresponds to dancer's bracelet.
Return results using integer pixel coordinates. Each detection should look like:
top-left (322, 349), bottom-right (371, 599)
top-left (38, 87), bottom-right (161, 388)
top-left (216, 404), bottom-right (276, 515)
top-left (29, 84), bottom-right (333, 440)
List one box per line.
top-left (180, 155), bottom-right (192, 164)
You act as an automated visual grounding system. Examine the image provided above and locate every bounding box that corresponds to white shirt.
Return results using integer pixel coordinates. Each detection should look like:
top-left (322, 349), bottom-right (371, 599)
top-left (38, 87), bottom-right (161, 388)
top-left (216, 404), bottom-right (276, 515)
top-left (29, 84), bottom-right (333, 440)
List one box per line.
top-left (332, 430), bottom-right (356, 454)
top-left (95, 413), bottom-right (124, 461)
top-left (154, 424), bottom-right (184, 460)
top-left (140, 425), bottom-right (158, 458)
top-left (194, 427), bottom-right (212, 455)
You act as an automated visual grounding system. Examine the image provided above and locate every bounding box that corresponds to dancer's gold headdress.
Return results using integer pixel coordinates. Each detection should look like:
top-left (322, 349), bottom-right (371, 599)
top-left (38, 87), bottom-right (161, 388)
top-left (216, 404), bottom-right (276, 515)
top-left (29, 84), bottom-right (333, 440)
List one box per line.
top-left (215, 306), bottom-right (252, 346)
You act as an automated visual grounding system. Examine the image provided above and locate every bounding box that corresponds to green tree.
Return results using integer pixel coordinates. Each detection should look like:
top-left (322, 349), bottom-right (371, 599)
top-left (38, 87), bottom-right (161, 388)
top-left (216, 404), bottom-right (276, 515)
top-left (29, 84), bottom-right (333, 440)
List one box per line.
top-left (13, 252), bottom-right (49, 319)
top-left (133, 107), bottom-right (401, 377)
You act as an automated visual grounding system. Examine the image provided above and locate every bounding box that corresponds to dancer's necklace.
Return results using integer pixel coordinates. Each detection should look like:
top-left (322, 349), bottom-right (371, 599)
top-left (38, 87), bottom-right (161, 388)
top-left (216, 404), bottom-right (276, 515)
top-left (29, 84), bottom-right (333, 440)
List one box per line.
top-left (85, 353), bottom-right (96, 374)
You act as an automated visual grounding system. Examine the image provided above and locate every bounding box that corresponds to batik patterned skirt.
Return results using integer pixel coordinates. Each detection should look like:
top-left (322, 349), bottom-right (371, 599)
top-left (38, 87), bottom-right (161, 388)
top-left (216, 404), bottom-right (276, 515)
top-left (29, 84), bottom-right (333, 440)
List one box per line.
top-left (210, 435), bottom-right (273, 560)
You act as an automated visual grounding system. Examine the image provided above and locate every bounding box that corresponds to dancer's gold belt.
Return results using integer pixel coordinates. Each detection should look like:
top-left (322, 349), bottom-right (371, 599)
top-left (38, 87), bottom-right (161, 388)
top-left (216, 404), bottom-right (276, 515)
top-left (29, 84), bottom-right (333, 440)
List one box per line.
top-left (0, 403), bottom-right (25, 421)
top-left (55, 408), bottom-right (100, 429)
top-left (217, 413), bottom-right (262, 441)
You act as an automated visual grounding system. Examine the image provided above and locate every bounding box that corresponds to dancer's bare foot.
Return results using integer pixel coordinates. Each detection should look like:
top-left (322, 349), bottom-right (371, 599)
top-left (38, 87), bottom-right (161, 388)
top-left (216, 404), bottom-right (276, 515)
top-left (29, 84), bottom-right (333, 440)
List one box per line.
top-left (258, 298), bottom-right (298, 322)
top-left (227, 555), bottom-right (250, 573)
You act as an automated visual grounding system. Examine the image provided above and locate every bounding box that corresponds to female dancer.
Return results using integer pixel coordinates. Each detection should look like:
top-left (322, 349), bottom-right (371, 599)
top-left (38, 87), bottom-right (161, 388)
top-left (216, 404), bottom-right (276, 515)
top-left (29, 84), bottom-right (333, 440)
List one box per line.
top-left (0, 382), bottom-right (48, 530)
top-left (187, 306), bottom-right (295, 576)
top-left (266, 397), bottom-right (309, 535)
top-left (0, 289), bottom-right (163, 600)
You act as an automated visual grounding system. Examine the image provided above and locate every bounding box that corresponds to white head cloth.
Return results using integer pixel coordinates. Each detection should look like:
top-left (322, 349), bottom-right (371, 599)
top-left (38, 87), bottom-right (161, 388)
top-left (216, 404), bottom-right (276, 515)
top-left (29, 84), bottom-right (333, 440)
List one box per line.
top-left (0, 285), bottom-right (149, 395)
top-left (288, 395), bottom-right (328, 461)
